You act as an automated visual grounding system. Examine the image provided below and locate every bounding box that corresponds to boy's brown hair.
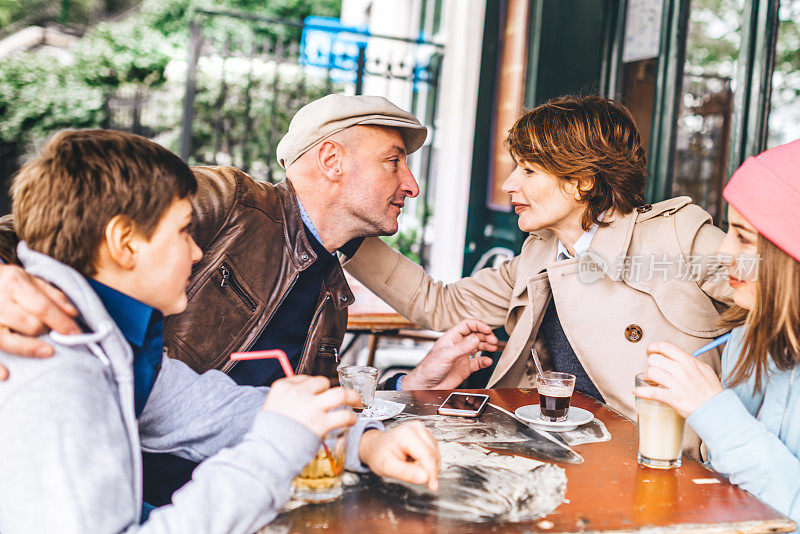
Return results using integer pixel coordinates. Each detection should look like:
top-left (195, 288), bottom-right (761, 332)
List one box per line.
top-left (505, 94), bottom-right (648, 231)
top-left (12, 129), bottom-right (197, 276)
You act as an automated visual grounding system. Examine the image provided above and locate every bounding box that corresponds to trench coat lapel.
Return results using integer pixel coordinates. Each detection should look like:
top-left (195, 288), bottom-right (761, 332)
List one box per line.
top-left (487, 237), bottom-right (557, 387)
top-left (575, 210), bottom-right (637, 282)
top-left (486, 212), bottom-right (638, 388)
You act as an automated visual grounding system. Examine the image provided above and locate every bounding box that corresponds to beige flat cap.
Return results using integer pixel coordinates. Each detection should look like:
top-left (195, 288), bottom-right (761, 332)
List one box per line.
top-left (276, 94), bottom-right (428, 169)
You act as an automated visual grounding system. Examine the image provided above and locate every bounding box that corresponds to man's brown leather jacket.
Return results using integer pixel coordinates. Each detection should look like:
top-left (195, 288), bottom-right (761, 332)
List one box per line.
top-left (0, 166), bottom-right (354, 381)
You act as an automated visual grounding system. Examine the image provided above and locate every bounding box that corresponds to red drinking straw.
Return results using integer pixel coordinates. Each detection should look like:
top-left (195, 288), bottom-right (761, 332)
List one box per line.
top-left (230, 349), bottom-right (295, 377)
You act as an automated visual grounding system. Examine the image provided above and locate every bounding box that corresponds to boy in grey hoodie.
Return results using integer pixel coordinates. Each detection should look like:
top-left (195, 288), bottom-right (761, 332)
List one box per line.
top-left (0, 130), bottom-right (440, 533)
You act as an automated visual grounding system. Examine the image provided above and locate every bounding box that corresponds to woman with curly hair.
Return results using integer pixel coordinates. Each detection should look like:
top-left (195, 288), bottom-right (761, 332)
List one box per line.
top-left (346, 95), bottom-right (733, 455)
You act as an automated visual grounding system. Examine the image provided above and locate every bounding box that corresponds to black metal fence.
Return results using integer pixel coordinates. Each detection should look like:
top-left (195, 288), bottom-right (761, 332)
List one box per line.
top-left (179, 8), bottom-right (444, 188)
top-left (0, 7), bottom-right (444, 247)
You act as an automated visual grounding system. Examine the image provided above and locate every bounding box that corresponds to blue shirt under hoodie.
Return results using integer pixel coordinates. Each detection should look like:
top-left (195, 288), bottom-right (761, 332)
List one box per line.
top-left (87, 280), bottom-right (164, 521)
top-left (88, 279), bottom-right (163, 417)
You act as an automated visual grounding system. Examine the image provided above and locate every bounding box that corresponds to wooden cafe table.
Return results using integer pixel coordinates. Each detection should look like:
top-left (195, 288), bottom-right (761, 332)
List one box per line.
top-left (261, 388), bottom-right (796, 534)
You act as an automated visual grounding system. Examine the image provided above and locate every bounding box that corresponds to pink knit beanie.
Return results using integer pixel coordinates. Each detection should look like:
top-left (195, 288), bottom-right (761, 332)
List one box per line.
top-left (723, 139), bottom-right (800, 262)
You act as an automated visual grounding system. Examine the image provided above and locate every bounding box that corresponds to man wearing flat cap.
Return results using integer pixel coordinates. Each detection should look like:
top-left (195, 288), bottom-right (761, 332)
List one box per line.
top-left (0, 94), bottom-right (497, 502)
top-left (172, 94), bottom-right (495, 389)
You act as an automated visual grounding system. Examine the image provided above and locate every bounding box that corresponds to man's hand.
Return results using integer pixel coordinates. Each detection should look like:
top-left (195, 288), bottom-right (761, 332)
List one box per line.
top-left (633, 341), bottom-right (724, 418)
top-left (401, 319), bottom-right (498, 390)
top-left (0, 264), bottom-right (81, 379)
top-left (261, 375), bottom-right (360, 438)
top-left (359, 421), bottom-right (440, 491)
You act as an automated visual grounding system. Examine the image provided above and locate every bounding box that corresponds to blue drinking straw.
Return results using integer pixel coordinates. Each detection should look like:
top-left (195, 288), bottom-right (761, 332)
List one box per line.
top-left (691, 332), bottom-right (732, 358)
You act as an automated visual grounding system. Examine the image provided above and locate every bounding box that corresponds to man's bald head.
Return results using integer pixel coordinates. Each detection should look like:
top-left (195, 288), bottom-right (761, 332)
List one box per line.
top-left (286, 125), bottom-right (401, 180)
top-left (284, 123), bottom-right (419, 249)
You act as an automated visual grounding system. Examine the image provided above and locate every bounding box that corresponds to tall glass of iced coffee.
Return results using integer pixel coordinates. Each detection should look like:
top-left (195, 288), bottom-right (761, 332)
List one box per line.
top-left (635, 373), bottom-right (685, 469)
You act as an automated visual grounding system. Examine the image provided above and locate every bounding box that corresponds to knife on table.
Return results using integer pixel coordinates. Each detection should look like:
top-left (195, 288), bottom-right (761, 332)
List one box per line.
top-left (482, 403), bottom-right (584, 464)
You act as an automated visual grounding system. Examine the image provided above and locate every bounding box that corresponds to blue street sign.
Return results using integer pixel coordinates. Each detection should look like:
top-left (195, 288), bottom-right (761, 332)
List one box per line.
top-left (300, 16), bottom-right (368, 79)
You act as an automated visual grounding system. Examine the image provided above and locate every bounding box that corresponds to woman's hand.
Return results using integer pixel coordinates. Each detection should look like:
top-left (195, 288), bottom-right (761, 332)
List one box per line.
top-left (401, 319), bottom-right (497, 390)
top-left (633, 341), bottom-right (724, 418)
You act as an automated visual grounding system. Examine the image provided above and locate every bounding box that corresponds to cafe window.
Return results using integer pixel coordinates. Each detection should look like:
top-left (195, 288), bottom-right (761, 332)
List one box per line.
top-left (616, 0), bottom-right (800, 225)
top-left (670, 0), bottom-right (744, 223)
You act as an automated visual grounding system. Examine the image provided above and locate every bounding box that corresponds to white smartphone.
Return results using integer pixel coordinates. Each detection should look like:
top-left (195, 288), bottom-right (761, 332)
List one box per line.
top-left (437, 392), bottom-right (490, 417)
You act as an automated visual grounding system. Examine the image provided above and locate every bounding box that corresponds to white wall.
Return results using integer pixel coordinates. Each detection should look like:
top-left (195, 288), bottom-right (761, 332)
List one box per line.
top-left (340, 0), bottom-right (486, 281)
top-left (427, 0), bottom-right (486, 282)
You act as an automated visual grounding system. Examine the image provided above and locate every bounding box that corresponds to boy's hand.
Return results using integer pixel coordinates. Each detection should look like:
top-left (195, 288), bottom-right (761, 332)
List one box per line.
top-left (402, 319), bottom-right (497, 390)
top-left (0, 265), bottom-right (81, 379)
top-left (261, 375), bottom-right (360, 438)
top-left (358, 421), bottom-right (440, 491)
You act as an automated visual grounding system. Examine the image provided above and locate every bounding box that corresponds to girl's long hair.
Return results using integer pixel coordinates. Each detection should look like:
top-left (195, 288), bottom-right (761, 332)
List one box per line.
top-left (725, 235), bottom-right (800, 390)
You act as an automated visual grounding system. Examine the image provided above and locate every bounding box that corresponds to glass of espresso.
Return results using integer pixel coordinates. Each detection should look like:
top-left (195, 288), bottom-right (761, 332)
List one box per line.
top-left (537, 372), bottom-right (576, 422)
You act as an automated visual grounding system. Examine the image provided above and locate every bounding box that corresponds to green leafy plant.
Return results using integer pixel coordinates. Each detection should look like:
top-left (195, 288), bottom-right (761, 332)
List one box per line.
top-left (0, 0), bottom-right (342, 154)
top-left (381, 227), bottom-right (422, 264)
top-left (0, 54), bottom-right (105, 147)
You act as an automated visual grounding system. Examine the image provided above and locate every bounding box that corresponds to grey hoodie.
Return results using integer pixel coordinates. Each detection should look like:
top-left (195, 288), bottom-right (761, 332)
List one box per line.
top-left (0, 243), bottom-right (379, 533)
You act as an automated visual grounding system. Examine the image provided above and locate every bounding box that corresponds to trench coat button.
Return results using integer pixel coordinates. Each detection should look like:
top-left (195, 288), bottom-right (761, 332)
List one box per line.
top-left (625, 324), bottom-right (643, 342)
top-left (301, 253), bottom-right (309, 261)
top-left (636, 204), bottom-right (652, 213)
top-left (340, 295), bottom-right (348, 302)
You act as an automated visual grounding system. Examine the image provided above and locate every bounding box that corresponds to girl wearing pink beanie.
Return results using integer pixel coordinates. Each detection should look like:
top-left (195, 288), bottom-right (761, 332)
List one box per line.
top-left (635, 139), bottom-right (800, 529)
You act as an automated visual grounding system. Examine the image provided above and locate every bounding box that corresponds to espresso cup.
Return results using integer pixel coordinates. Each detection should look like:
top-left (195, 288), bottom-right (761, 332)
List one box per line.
top-left (537, 372), bottom-right (576, 422)
top-left (635, 373), bottom-right (685, 469)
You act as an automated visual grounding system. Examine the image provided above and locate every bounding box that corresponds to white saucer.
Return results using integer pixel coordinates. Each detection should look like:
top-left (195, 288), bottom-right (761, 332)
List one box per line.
top-left (514, 405), bottom-right (594, 432)
top-left (359, 398), bottom-right (405, 421)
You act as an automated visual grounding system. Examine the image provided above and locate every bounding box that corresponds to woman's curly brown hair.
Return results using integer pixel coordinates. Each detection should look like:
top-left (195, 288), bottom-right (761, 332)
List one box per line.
top-left (505, 95), bottom-right (648, 231)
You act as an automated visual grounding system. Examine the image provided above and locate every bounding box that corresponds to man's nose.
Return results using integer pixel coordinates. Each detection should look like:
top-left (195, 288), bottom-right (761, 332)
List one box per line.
top-left (402, 166), bottom-right (420, 198)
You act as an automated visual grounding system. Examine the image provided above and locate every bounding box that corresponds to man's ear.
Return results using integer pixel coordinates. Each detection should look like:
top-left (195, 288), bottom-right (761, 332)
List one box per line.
top-left (102, 215), bottom-right (140, 270)
top-left (316, 139), bottom-right (344, 182)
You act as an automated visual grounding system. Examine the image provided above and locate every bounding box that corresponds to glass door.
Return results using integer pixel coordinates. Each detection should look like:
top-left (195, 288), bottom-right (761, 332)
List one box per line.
top-left (669, 0), bottom-right (745, 223)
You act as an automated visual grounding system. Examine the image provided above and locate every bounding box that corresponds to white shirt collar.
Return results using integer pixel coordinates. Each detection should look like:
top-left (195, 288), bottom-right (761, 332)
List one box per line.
top-left (556, 211), bottom-right (605, 261)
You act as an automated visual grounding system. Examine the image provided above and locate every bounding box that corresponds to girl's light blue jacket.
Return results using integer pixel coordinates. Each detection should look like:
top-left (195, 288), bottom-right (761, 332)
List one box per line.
top-left (689, 326), bottom-right (800, 530)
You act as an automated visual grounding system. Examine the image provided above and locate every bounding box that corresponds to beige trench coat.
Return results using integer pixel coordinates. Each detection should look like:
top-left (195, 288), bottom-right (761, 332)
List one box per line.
top-left (345, 197), bottom-right (733, 425)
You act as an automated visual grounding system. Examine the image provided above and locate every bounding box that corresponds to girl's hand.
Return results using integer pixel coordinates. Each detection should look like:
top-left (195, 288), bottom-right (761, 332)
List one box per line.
top-left (633, 341), bottom-right (724, 418)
